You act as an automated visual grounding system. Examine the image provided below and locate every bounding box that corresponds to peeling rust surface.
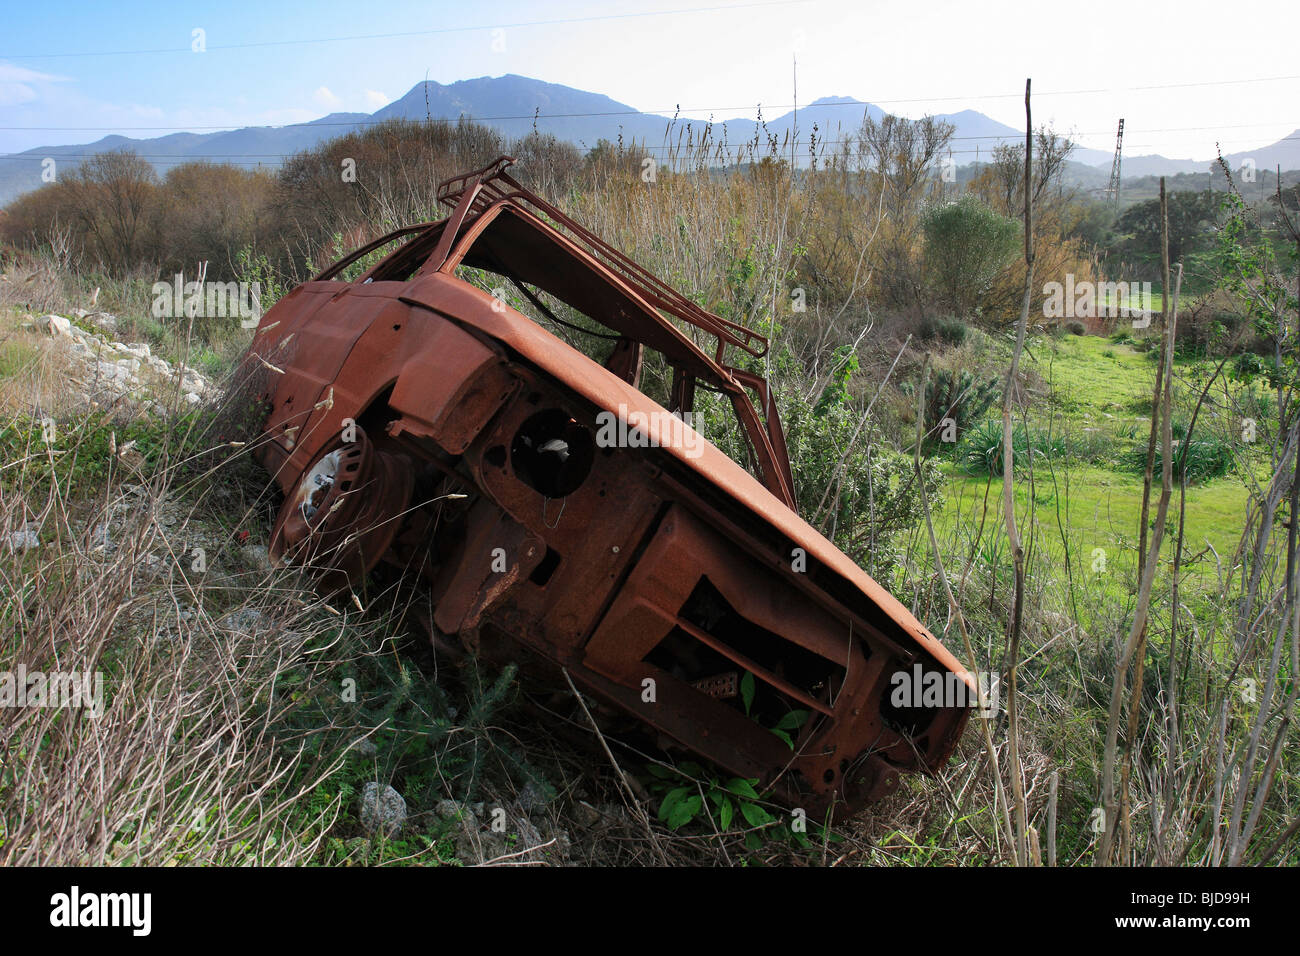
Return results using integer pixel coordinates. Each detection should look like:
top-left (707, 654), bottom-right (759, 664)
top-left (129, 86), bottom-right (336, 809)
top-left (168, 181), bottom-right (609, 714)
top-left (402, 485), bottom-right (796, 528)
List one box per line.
top-left (242, 156), bottom-right (972, 820)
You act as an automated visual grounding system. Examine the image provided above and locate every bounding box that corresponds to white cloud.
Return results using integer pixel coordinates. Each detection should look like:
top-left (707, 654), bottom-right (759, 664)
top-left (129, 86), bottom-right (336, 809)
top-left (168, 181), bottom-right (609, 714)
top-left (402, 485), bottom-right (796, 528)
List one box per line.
top-left (127, 103), bottom-right (165, 120)
top-left (0, 62), bottom-right (68, 84)
top-left (313, 86), bottom-right (342, 108)
top-left (0, 60), bottom-right (70, 107)
top-left (0, 82), bottom-right (38, 106)
top-left (364, 89), bottom-right (390, 110)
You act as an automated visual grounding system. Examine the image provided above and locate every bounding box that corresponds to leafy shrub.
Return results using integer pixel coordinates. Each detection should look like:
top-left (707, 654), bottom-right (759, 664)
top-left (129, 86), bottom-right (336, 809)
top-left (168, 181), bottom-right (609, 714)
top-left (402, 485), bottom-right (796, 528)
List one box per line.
top-left (0, 409), bottom-right (193, 498)
top-left (921, 195), bottom-right (1022, 316)
top-left (1123, 436), bottom-right (1233, 483)
top-left (960, 419), bottom-right (1067, 475)
top-left (1066, 320), bottom-right (1086, 336)
top-left (694, 362), bottom-right (943, 579)
top-left (1231, 352), bottom-right (1285, 389)
top-left (814, 343), bottom-right (859, 415)
top-left (903, 363), bottom-right (1000, 451)
top-left (918, 315), bottom-right (970, 347)
top-left (646, 759), bottom-right (834, 851)
top-left (784, 393), bottom-right (942, 578)
top-left (235, 245), bottom-right (289, 315)
top-left (1236, 381), bottom-right (1277, 429)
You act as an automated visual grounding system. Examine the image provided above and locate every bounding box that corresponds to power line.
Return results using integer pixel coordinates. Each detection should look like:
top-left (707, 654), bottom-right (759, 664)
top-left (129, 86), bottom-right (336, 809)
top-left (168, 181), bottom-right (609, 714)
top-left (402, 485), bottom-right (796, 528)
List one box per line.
top-left (6, 118), bottom-right (1298, 137)
top-left (8, 133), bottom-right (1298, 165)
top-left (1, 72), bottom-right (1296, 137)
top-left (0, 0), bottom-right (813, 59)
top-left (2, 75), bottom-right (1297, 167)
top-left (5, 96), bottom-right (1300, 134)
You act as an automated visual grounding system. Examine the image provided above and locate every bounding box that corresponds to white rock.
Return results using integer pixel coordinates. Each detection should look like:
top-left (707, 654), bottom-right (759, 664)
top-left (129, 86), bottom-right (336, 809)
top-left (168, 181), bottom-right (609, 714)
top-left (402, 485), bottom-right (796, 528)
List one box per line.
top-left (515, 779), bottom-right (546, 812)
top-left (94, 362), bottom-right (125, 384)
top-left (90, 523), bottom-right (112, 552)
top-left (219, 608), bottom-right (267, 635)
top-left (435, 799), bottom-right (477, 824)
top-left (38, 314), bottom-right (71, 336)
top-left (360, 782), bottom-right (407, 835)
top-left (6, 528), bottom-right (39, 552)
top-left (86, 312), bottom-right (118, 333)
top-left (240, 544), bottom-right (272, 572)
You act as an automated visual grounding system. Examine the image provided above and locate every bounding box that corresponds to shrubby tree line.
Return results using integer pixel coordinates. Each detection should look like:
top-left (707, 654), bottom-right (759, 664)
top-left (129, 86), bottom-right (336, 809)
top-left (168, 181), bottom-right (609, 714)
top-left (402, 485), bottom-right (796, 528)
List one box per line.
top-left (1, 112), bottom-right (1098, 318)
top-left (2, 151), bottom-right (275, 279)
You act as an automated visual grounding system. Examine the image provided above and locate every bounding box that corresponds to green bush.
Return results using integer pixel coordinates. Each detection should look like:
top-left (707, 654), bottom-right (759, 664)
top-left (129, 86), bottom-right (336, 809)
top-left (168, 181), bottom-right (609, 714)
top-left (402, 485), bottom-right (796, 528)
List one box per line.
top-left (1231, 352), bottom-right (1285, 390)
top-left (1236, 381), bottom-right (1277, 428)
top-left (921, 195), bottom-right (1022, 317)
top-left (696, 372), bottom-right (943, 579)
top-left (903, 364), bottom-right (1000, 451)
top-left (960, 419), bottom-right (1067, 475)
top-left (1123, 436), bottom-right (1233, 483)
top-left (787, 391), bottom-right (942, 578)
top-left (918, 315), bottom-right (970, 347)
top-left (0, 410), bottom-right (194, 498)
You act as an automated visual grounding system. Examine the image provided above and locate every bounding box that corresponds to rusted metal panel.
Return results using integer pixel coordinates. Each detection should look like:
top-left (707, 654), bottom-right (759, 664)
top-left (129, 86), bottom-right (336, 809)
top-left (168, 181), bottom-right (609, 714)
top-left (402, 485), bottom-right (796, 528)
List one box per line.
top-left (242, 156), bottom-right (971, 821)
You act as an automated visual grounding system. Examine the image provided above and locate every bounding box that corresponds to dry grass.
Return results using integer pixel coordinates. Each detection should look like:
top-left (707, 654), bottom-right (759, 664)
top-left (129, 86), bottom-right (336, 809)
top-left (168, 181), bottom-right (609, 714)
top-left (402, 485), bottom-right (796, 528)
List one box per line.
top-left (0, 318), bottom-right (370, 864)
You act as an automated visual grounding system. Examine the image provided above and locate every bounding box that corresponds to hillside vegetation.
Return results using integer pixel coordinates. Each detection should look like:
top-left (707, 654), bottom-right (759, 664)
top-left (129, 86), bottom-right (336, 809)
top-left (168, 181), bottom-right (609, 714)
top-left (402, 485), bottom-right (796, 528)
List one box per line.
top-left (1, 112), bottom-right (1296, 866)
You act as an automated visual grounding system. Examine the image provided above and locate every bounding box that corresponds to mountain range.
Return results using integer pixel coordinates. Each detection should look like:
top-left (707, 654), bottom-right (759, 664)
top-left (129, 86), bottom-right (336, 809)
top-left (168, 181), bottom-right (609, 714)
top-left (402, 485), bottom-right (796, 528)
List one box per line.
top-left (1, 74), bottom-right (1295, 207)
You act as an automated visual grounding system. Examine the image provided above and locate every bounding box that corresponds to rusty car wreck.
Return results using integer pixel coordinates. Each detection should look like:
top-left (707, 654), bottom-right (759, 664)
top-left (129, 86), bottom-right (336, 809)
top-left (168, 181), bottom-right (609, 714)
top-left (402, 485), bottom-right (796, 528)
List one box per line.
top-left (242, 156), bottom-right (971, 821)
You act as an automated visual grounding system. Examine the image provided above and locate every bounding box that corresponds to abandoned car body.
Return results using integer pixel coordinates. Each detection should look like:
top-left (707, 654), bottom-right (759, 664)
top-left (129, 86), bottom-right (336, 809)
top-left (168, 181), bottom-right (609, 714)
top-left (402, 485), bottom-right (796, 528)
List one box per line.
top-left (243, 156), bottom-right (971, 820)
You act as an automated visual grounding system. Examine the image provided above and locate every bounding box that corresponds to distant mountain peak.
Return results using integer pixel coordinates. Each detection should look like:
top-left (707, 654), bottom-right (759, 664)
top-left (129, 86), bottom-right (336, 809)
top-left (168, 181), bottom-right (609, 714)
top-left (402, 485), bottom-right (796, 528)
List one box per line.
top-left (3, 73), bottom-right (1296, 208)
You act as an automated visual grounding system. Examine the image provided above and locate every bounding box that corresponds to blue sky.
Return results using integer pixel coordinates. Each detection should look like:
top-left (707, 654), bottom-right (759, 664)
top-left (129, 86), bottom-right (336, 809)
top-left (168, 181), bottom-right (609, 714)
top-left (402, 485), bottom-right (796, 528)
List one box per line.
top-left (1, 0), bottom-right (1298, 159)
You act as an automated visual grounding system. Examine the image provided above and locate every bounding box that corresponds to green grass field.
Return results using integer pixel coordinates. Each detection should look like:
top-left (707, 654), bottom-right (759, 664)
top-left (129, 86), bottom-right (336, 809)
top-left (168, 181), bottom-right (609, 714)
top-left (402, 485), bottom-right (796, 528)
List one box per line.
top-left (914, 333), bottom-right (1254, 626)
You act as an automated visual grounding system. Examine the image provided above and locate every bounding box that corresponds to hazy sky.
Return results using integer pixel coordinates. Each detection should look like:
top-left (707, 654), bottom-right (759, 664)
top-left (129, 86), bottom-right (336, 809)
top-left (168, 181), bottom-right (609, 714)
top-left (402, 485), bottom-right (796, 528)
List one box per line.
top-left (1, 0), bottom-right (1296, 161)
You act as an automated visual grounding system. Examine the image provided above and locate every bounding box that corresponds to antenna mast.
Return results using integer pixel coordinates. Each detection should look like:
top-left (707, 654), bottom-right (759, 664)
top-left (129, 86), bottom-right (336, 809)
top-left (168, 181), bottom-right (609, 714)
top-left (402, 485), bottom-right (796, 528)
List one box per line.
top-left (1107, 118), bottom-right (1125, 204)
